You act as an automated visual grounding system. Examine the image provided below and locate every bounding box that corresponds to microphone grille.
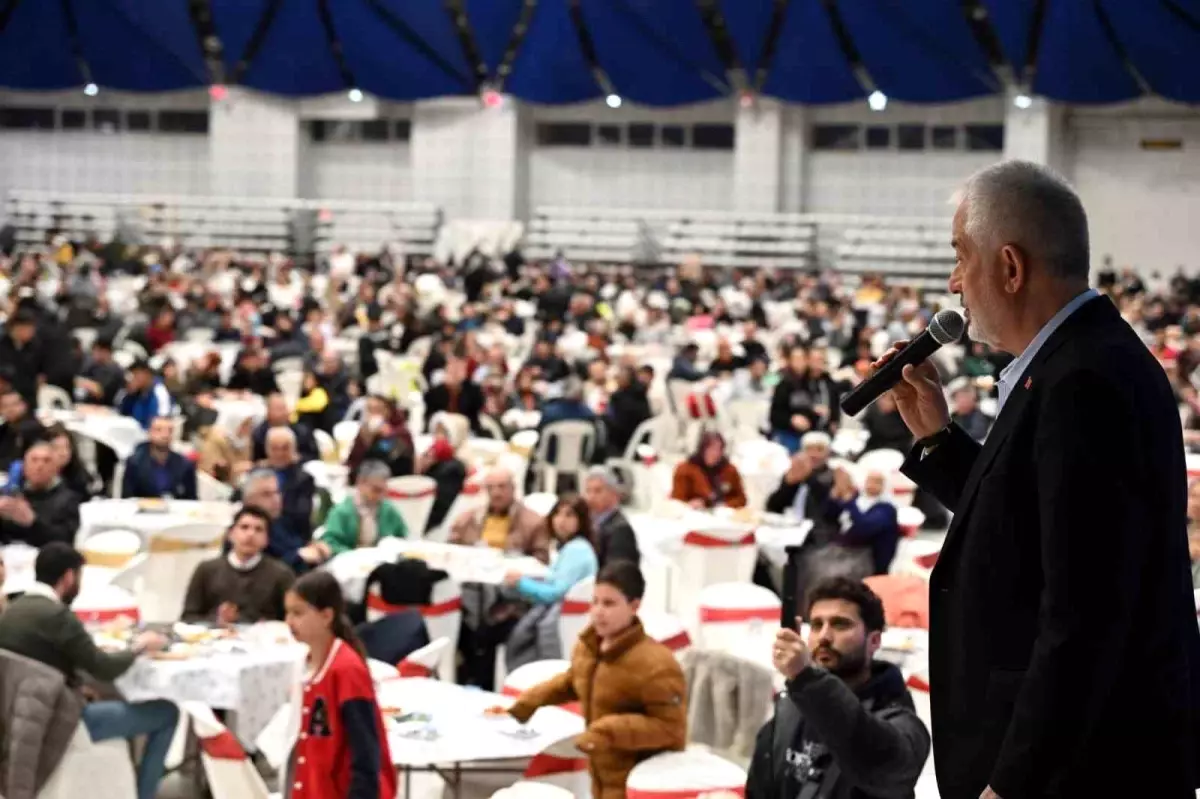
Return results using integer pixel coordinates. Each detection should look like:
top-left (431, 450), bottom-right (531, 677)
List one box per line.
top-left (928, 309), bottom-right (966, 345)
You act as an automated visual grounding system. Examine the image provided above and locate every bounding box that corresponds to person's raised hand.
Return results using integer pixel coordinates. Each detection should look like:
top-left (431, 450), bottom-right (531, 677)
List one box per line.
top-left (216, 602), bottom-right (240, 626)
top-left (872, 342), bottom-right (950, 440)
top-left (772, 626), bottom-right (810, 680)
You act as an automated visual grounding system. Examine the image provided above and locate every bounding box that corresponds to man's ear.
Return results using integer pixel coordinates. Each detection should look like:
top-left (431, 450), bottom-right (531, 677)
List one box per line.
top-left (999, 243), bottom-right (1029, 295)
top-left (867, 629), bottom-right (883, 656)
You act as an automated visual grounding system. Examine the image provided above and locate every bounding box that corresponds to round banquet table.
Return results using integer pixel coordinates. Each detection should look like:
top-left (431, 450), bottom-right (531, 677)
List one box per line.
top-left (77, 499), bottom-right (236, 546)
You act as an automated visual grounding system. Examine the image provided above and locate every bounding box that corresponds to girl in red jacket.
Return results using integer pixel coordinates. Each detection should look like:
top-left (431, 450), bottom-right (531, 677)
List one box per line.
top-left (285, 572), bottom-right (397, 799)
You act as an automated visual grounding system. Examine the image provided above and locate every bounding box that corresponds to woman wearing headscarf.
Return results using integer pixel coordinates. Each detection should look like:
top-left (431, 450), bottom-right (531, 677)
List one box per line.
top-left (669, 431), bottom-right (747, 510)
top-left (826, 467), bottom-right (900, 576)
top-left (418, 412), bottom-right (470, 532)
top-left (346, 395), bottom-right (415, 481)
top-left (198, 412), bottom-right (255, 485)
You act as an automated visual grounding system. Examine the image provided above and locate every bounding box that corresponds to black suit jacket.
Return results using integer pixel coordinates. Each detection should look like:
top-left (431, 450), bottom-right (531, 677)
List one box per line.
top-left (902, 297), bottom-right (1199, 799)
top-left (594, 509), bottom-right (640, 568)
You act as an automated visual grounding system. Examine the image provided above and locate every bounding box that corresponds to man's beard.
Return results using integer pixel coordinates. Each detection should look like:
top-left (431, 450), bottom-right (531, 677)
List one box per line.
top-left (62, 585), bottom-right (80, 607)
top-left (813, 643), bottom-right (868, 679)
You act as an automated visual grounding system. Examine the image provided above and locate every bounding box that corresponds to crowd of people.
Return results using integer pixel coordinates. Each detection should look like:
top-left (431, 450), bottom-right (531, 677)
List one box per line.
top-left (0, 226), bottom-right (1196, 798)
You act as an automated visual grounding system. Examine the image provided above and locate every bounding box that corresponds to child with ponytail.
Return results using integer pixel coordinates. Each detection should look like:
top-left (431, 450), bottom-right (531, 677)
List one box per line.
top-left (285, 571), bottom-right (396, 799)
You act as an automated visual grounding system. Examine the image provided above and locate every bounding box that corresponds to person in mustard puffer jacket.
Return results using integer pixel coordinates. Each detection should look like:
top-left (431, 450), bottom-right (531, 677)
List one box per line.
top-left (502, 560), bottom-right (688, 799)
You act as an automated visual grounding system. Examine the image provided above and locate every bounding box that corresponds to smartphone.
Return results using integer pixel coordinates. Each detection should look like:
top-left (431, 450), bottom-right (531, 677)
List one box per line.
top-left (780, 544), bottom-right (804, 631)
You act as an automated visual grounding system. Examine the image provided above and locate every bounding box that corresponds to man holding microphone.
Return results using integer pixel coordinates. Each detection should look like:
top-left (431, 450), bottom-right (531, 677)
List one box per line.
top-left (877, 161), bottom-right (1199, 799)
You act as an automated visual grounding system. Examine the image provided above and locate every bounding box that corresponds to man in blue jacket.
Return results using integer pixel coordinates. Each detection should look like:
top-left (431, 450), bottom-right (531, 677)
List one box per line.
top-left (116, 360), bottom-right (174, 430)
top-left (121, 417), bottom-right (196, 500)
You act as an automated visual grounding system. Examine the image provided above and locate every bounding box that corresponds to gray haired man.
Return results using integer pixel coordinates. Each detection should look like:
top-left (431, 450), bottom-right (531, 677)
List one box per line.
top-left (582, 466), bottom-right (640, 568)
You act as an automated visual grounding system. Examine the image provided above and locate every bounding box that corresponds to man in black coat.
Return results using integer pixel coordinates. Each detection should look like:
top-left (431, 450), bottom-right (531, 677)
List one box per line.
top-left (582, 466), bottom-right (639, 568)
top-left (884, 161), bottom-right (1199, 799)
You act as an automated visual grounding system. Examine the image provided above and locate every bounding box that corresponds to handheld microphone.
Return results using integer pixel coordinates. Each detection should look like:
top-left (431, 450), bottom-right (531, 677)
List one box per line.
top-left (839, 309), bottom-right (965, 417)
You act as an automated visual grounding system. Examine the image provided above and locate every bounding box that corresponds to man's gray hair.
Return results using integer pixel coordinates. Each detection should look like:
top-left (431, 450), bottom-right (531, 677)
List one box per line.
top-left (265, 425), bottom-right (297, 448)
top-left (357, 460), bottom-right (391, 481)
top-left (242, 467), bottom-right (278, 494)
top-left (962, 160), bottom-right (1090, 281)
top-left (584, 465), bottom-right (622, 492)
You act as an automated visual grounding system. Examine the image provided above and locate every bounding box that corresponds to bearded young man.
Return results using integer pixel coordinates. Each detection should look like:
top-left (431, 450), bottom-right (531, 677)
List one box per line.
top-left (746, 577), bottom-right (929, 799)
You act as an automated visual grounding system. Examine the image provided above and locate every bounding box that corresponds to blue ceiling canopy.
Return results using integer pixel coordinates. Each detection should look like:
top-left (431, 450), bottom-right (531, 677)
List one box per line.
top-left (836, 0), bottom-right (999, 103)
top-left (578, 0), bottom-right (729, 106)
top-left (2, 0), bottom-right (1200, 107)
top-left (758, 0), bottom-right (865, 104)
top-left (0, 0), bottom-right (205, 92)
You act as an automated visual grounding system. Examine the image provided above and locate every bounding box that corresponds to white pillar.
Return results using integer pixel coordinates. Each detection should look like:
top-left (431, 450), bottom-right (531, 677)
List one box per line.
top-left (781, 105), bottom-right (808, 213)
top-left (731, 97), bottom-right (783, 213)
top-left (208, 88), bottom-right (302, 198)
top-left (1002, 92), bottom-right (1066, 172)
top-left (410, 97), bottom-right (530, 220)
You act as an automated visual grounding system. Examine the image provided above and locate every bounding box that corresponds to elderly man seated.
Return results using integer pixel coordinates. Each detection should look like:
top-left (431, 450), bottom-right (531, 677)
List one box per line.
top-left (449, 466), bottom-right (549, 563)
top-left (121, 416), bottom-right (197, 500)
top-left (181, 505), bottom-right (294, 624)
top-left (261, 426), bottom-right (316, 542)
top-left (582, 466), bottom-right (639, 568)
top-left (250, 392), bottom-right (319, 463)
top-left (241, 467), bottom-right (323, 573)
top-left (0, 439), bottom-right (81, 546)
top-left (319, 460), bottom-right (409, 558)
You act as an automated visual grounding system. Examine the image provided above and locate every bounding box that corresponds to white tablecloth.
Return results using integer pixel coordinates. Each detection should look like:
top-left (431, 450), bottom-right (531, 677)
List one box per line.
top-left (377, 678), bottom-right (584, 767)
top-left (78, 499), bottom-right (236, 545)
top-left (115, 641), bottom-right (306, 744)
top-left (327, 539), bottom-right (548, 604)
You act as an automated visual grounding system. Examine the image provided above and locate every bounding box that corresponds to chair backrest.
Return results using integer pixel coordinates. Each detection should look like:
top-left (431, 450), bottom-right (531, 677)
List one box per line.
top-left (197, 471), bottom-right (234, 502)
top-left (385, 475), bottom-right (438, 536)
top-left (79, 529), bottom-right (142, 569)
top-left (479, 414), bottom-right (506, 441)
top-left (313, 429), bottom-right (337, 462)
top-left (332, 420), bottom-right (361, 461)
top-left (502, 659), bottom-right (571, 698)
top-left (398, 636), bottom-right (451, 678)
top-left (625, 749), bottom-right (748, 799)
top-left (276, 370), bottom-right (304, 406)
top-left (271, 356), bottom-right (303, 376)
top-left (366, 579), bottom-right (462, 682)
top-left (522, 492), bottom-right (559, 518)
top-left (639, 611), bottom-right (692, 656)
top-left (696, 582), bottom-right (781, 653)
top-left (71, 583), bottom-right (141, 626)
top-left (367, 658), bottom-right (401, 685)
top-left (184, 701), bottom-right (272, 799)
top-left (491, 782), bottom-right (576, 799)
top-left (557, 576), bottom-right (595, 651)
top-left (673, 523), bottom-right (758, 624)
top-left (137, 524), bottom-right (226, 622)
top-left (343, 396), bottom-right (367, 422)
top-left (535, 420), bottom-right (596, 474)
top-left (38, 384), bottom-right (74, 411)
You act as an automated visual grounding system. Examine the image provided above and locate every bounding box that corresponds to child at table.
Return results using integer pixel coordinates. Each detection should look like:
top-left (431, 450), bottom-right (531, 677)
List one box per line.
top-left (285, 571), bottom-right (396, 799)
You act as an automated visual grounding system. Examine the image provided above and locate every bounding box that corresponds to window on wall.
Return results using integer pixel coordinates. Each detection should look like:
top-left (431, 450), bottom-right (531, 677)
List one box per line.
top-left (536, 122), bottom-right (592, 146)
top-left (865, 126), bottom-right (891, 149)
top-left (0, 107), bottom-right (55, 129)
top-left (360, 119), bottom-right (391, 142)
top-left (627, 123), bottom-right (655, 148)
top-left (897, 124), bottom-right (925, 151)
top-left (127, 111), bottom-right (153, 132)
top-left (661, 125), bottom-right (686, 148)
top-left (93, 109), bottom-right (121, 133)
top-left (692, 123), bottom-right (735, 150)
top-left (158, 111), bottom-right (208, 134)
top-left (931, 125), bottom-right (957, 150)
top-left (60, 109), bottom-right (87, 130)
top-left (394, 119), bottom-right (412, 141)
top-left (813, 125), bottom-right (860, 150)
top-left (965, 124), bottom-right (1004, 151)
top-left (597, 124), bottom-right (622, 146)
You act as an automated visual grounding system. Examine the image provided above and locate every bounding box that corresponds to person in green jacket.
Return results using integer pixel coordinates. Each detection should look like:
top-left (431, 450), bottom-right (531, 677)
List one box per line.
top-left (320, 459), bottom-right (409, 557)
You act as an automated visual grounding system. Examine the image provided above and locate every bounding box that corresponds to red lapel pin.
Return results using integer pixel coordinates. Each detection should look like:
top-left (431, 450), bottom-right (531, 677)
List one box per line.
top-left (1024, 376), bottom-right (1033, 390)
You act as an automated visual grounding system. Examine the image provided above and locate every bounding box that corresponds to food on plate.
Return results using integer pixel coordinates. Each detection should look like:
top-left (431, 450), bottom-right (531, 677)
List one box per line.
top-left (136, 499), bottom-right (168, 513)
top-left (483, 705), bottom-right (511, 717)
top-left (150, 648), bottom-right (193, 661)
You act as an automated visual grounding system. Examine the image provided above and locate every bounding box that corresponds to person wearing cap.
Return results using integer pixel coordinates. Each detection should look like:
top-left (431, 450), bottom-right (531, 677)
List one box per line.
top-left (76, 338), bottom-right (128, 407)
top-left (116, 360), bottom-right (175, 431)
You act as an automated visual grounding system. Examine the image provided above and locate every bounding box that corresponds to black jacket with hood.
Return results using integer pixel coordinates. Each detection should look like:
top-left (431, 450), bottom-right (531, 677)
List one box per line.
top-left (747, 661), bottom-right (929, 799)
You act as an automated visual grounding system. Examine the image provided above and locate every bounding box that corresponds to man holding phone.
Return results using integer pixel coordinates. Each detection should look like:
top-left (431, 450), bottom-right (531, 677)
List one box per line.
top-left (747, 577), bottom-right (929, 799)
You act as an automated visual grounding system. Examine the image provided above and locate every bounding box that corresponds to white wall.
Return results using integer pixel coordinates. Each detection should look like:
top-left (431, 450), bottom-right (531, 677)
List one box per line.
top-left (800, 97), bottom-right (1005, 216)
top-left (527, 101), bottom-right (735, 212)
top-left (302, 141), bottom-right (413, 202)
top-left (1068, 108), bottom-right (1200, 273)
top-left (0, 130), bottom-right (209, 199)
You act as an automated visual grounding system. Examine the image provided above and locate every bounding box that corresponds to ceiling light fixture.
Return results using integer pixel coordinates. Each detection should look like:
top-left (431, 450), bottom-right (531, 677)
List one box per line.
top-left (348, 88), bottom-right (364, 103)
top-left (867, 90), bottom-right (887, 111)
top-left (606, 94), bottom-right (622, 109)
top-left (83, 83), bottom-right (99, 97)
top-left (1014, 93), bottom-right (1033, 109)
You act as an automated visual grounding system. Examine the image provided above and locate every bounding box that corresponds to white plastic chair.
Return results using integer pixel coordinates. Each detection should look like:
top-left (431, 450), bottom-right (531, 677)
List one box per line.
top-left (501, 659), bottom-right (575, 709)
top-left (671, 522), bottom-right (758, 619)
top-left (640, 610), bottom-right (692, 657)
top-left (397, 636), bottom-right (452, 678)
top-left (491, 783), bottom-right (574, 799)
top-left (366, 579), bottom-right (462, 683)
top-left (121, 522), bottom-right (226, 623)
top-left (183, 701), bottom-right (277, 799)
top-left (79, 529), bottom-right (142, 569)
top-left (479, 414), bottom-right (506, 441)
top-left (38, 384), bottom-right (74, 411)
top-left (385, 475), bottom-right (438, 536)
top-left (313, 429), bottom-right (337, 462)
top-left (531, 420), bottom-right (596, 493)
top-left (557, 576), bottom-right (594, 653)
top-left (522, 492), bottom-right (559, 518)
top-left (856, 448), bottom-right (916, 506)
top-left (275, 370), bottom-right (304, 407)
top-left (696, 582), bottom-right (781, 654)
top-left (71, 582), bottom-right (141, 626)
top-left (428, 482), bottom-right (486, 542)
top-left (332, 420), bottom-right (361, 460)
top-left (606, 416), bottom-right (672, 510)
top-left (38, 722), bottom-right (138, 799)
top-left (367, 658), bottom-right (401, 685)
top-left (197, 470), bottom-right (234, 502)
top-left (626, 749), bottom-right (747, 799)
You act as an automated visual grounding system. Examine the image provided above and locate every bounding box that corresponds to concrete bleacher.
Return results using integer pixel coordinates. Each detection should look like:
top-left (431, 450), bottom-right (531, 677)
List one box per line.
top-left (310, 199), bottom-right (439, 257)
top-left (835, 222), bottom-right (955, 288)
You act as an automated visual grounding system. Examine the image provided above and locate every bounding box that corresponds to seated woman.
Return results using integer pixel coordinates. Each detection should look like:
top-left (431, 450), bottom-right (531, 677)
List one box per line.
top-left (346, 395), bottom-right (414, 481)
top-left (826, 467), bottom-right (901, 577)
top-left (670, 431), bottom-right (747, 510)
top-left (499, 494), bottom-right (598, 672)
top-left (198, 412), bottom-right (255, 485)
top-left (292, 369), bottom-right (333, 433)
top-left (419, 412), bottom-right (470, 533)
top-left (320, 460), bottom-right (409, 558)
top-left (42, 423), bottom-right (100, 501)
